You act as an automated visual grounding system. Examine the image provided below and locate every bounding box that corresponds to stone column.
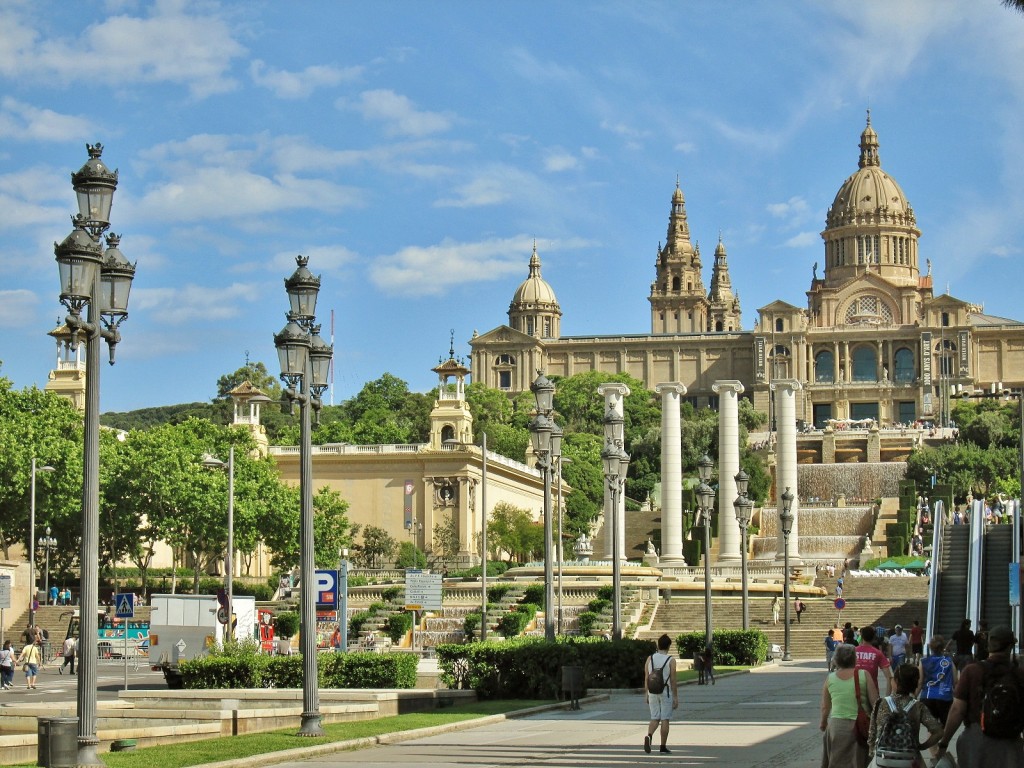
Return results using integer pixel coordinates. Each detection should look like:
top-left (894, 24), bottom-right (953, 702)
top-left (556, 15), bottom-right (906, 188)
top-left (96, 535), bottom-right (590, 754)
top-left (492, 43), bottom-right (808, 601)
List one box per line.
top-left (655, 382), bottom-right (687, 565)
top-left (772, 379), bottom-right (803, 564)
top-left (598, 383), bottom-right (630, 562)
top-left (712, 380), bottom-right (745, 563)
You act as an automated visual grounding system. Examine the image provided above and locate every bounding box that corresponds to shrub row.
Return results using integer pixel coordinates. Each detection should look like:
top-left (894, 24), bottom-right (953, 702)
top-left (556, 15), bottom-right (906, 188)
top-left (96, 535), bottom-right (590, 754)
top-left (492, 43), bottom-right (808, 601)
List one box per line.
top-left (497, 602), bottom-right (538, 637)
top-left (436, 637), bottom-right (655, 698)
top-left (674, 629), bottom-right (769, 665)
top-left (179, 649), bottom-right (419, 689)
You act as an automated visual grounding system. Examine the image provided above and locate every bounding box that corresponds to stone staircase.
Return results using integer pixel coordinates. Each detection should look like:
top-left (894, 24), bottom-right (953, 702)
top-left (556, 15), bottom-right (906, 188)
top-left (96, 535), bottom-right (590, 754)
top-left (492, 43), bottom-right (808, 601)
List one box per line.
top-left (639, 574), bottom-right (929, 660)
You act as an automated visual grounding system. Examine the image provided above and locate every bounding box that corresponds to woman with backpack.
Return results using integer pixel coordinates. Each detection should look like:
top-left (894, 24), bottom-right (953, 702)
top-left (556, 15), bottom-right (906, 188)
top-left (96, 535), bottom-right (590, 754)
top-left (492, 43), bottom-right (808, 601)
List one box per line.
top-left (820, 643), bottom-right (878, 768)
top-left (642, 634), bottom-right (678, 754)
top-left (868, 663), bottom-right (943, 767)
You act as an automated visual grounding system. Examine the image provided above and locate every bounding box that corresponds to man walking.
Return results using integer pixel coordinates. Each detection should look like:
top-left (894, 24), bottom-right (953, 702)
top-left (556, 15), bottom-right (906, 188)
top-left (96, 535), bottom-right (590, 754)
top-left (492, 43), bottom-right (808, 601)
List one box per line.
top-left (937, 625), bottom-right (1024, 767)
top-left (888, 624), bottom-right (909, 669)
top-left (855, 625), bottom-right (893, 696)
top-left (59, 636), bottom-right (76, 675)
top-left (643, 634), bottom-right (679, 754)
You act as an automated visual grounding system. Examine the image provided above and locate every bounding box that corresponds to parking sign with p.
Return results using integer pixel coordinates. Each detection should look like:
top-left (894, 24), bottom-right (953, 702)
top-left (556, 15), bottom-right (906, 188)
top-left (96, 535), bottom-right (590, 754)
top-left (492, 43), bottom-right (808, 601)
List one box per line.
top-left (315, 569), bottom-right (338, 610)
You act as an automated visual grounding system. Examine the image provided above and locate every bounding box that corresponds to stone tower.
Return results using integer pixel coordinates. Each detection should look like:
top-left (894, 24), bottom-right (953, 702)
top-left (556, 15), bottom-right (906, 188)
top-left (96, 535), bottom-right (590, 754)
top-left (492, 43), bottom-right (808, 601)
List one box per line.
top-left (649, 181), bottom-right (710, 333)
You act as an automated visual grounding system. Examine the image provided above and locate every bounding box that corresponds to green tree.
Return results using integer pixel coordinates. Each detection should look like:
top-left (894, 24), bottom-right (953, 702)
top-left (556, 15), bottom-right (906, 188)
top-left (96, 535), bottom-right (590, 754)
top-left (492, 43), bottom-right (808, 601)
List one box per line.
top-left (0, 378), bottom-right (84, 562)
top-left (395, 540), bottom-right (427, 569)
top-left (431, 511), bottom-right (461, 568)
top-left (487, 501), bottom-right (543, 562)
top-left (355, 525), bottom-right (398, 569)
top-left (215, 361), bottom-right (280, 401)
top-left (262, 485), bottom-right (355, 571)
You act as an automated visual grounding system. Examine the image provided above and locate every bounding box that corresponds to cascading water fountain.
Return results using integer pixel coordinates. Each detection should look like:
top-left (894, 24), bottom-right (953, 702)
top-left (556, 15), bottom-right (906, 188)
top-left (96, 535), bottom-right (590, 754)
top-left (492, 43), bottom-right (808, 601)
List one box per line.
top-left (751, 462), bottom-right (906, 562)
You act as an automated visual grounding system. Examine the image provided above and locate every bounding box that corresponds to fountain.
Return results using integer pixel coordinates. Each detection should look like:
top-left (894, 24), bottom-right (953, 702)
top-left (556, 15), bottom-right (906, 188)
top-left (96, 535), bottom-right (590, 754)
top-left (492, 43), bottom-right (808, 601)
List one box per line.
top-left (798, 462), bottom-right (906, 503)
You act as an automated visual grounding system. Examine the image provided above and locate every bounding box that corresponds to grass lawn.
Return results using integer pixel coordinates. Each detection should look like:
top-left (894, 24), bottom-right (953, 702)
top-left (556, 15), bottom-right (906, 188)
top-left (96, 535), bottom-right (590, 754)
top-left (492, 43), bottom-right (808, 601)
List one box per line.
top-left (11, 700), bottom-right (549, 768)
top-left (676, 665), bottom-right (750, 683)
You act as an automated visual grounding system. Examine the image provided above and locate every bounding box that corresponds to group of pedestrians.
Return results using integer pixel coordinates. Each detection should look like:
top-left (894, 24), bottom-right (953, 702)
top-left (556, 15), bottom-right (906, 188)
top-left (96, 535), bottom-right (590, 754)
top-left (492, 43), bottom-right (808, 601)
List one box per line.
top-left (820, 619), bottom-right (1024, 768)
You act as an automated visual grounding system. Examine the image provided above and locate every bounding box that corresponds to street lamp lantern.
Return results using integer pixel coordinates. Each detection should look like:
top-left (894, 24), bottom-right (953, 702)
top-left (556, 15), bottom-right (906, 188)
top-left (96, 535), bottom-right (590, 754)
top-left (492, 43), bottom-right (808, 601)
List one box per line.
top-left (530, 371), bottom-right (555, 413)
top-left (54, 223), bottom-right (103, 320)
top-left (698, 453), bottom-right (714, 483)
top-left (779, 487), bottom-right (795, 662)
top-left (71, 143), bottom-right (118, 235)
top-left (528, 410), bottom-right (553, 456)
top-left (274, 316), bottom-right (311, 380)
top-left (98, 234), bottom-right (134, 318)
top-left (696, 481), bottom-right (715, 512)
top-left (308, 326), bottom-right (333, 390)
top-left (284, 255), bottom-right (320, 320)
top-left (732, 476), bottom-right (754, 631)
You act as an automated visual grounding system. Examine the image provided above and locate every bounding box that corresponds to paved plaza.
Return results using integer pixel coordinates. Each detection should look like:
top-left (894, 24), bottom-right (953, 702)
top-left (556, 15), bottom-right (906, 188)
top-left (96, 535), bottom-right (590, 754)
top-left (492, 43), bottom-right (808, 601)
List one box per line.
top-left (256, 661), bottom-right (845, 768)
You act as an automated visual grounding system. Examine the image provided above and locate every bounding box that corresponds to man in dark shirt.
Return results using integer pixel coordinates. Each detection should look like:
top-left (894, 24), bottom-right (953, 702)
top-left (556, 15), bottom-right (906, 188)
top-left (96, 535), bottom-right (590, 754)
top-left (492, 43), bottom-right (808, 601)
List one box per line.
top-left (937, 625), bottom-right (1024, 767)
top-left (950, 619), bottom-right (976, 671)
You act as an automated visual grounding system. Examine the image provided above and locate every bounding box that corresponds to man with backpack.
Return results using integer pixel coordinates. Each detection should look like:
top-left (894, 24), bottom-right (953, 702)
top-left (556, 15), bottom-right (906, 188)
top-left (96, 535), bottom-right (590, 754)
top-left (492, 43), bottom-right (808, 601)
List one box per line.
top-left (643, 634), bottom-right (678, 754)
top-left (937, 624), bottom-right (1024, 766)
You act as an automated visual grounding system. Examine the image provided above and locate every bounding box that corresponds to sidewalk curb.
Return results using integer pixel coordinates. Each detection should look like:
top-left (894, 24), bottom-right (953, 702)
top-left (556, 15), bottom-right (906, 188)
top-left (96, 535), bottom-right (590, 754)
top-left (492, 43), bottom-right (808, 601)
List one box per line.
top-left (187, 695), bottom-right (611, 768)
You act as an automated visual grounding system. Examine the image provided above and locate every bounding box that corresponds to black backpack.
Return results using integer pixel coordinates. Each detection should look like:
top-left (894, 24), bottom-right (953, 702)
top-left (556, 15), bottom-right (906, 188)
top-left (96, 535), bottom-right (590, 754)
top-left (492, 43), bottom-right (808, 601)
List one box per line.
top-left (980, 660), bottom-right (1024, 739)
top-left (646, 655), bottom-right (670, 695)
top-left (874, 696), bottom-right (917, 766)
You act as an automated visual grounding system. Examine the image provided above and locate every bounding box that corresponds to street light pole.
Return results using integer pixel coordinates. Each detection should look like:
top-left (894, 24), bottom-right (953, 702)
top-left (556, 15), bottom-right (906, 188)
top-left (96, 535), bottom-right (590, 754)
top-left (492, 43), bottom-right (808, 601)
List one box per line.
top-left (28, 458), bottom-right (55, 627)
top-left (601, 442), bottom-right (630, 640)
top-left (780, 487), bottom-right (795, 662)
top-left (696, 455), bottom-right (716, 650)
top-left (733, 470), bottom-right (753, 631)
top-left (556, 456), bottom-right (571, 636)
top-left (480, 432), bottom-right (488, 642)
top-left (39, 527), bottom-right (57, 605)
top-left (275, 255), bottom-right (333, 738)
top-left (55, 144), bottom-right (135, 768)
top-left (202, 446), bottom-right (234, 641)
top-left (529, 372), bottom-right (558, 642)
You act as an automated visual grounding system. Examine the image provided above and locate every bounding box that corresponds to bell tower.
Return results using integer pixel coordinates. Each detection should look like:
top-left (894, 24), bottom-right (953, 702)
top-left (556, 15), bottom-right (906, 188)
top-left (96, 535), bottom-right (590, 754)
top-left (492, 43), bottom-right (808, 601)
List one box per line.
top-left (429, 333), bottom-right (474, 450)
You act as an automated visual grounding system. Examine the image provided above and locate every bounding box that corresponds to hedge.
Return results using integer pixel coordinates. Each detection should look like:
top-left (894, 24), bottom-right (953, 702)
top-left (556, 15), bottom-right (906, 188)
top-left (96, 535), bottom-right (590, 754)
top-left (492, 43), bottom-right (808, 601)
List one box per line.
top-left (435, 637), bottom-right (655, 698)
top-left (179, 650), bottom-right (418, 689)
top-left (497, 603), bottom-right (538, 637)
top-left (674, 629), bottom-right (769, 665)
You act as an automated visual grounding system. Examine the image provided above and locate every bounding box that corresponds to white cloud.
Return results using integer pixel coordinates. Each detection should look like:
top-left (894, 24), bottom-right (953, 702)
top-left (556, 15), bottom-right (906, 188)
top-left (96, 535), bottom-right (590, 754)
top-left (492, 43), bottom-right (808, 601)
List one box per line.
top-left (0, 289), bottom-right (40, 328)
top-left (249, 60), bottom-right (361, 99)
top-left (369, 236), bottom-right (540, 296)
top-left (0, 98), bottom-right (93, 141)
top-left (0, 1), bottom-right (246, 98)
top-left (346, 89), bottom-right (453, 136)
top-left (543, 149), bottom-right (579, 173)
top-left (783, 231), bottom-right (818, 248)
top-left (134, 168), bottom-right (362, 222)
top-left (130, 281), bottom-right (261, 325)
top-left (435, 165), bottom-right (547, 209)
top-left (767, 196), bottom-right (810, 220)
top-left (270, 246), bottom-right (358, 276)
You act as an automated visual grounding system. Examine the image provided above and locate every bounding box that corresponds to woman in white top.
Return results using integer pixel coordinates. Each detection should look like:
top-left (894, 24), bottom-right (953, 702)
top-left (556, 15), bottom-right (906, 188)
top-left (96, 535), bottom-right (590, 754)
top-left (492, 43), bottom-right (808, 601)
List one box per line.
top-left (643, 633), bottom-right (679, 754)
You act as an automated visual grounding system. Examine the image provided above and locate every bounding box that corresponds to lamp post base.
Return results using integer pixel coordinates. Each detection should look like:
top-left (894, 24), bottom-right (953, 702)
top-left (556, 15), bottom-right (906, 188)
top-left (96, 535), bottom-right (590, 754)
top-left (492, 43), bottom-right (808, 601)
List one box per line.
top-left (297, 713), bottom-right (325, 737)
top-left (76, 740), bottom-right (104, 768)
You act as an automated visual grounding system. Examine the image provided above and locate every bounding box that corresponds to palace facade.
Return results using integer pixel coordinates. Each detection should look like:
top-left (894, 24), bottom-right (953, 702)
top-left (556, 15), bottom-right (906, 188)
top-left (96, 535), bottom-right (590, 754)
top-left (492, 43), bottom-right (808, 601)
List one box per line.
top-left (469, 117), bottom-right (1024, 428)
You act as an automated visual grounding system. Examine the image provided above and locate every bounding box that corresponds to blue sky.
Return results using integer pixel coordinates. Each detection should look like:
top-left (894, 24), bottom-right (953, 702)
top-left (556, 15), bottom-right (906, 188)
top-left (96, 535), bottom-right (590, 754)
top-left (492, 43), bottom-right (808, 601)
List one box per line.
top-left (2, 1), bottom-right (1023, 412)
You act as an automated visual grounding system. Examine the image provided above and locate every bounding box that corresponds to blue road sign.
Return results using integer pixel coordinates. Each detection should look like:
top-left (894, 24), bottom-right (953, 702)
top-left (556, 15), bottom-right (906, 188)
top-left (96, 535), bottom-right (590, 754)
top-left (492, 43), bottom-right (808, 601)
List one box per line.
top-left (315, 569), bottom-right (338, 610)
top-left (114, 592), bottom-right (135, 618)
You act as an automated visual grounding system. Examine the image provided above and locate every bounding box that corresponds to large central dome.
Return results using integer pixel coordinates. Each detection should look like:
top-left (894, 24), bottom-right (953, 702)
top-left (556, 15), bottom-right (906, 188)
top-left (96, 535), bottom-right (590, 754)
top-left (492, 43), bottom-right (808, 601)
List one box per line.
top-left (826, 115), bottom-right (915, 230)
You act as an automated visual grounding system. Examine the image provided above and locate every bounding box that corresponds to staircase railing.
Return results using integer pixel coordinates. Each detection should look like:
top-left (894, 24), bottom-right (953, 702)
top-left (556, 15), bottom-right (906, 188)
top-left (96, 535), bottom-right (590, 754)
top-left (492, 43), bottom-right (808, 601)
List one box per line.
top-left (966, 499), bottom-right (985, 630)
top-left (925, 499), bottom-right (944, 643)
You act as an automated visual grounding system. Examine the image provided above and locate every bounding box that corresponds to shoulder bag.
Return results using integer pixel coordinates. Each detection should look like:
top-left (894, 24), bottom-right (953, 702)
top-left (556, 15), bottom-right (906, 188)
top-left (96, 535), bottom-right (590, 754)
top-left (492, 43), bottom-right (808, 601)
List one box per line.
top-left (853, 668), bottom-right (871, 744)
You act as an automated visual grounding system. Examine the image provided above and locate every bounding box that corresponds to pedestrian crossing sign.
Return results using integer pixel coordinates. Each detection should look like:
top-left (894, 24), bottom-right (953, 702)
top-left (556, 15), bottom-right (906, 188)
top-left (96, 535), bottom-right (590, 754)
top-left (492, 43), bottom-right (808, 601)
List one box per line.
top-left (115, 592), bottom-right (135, 618)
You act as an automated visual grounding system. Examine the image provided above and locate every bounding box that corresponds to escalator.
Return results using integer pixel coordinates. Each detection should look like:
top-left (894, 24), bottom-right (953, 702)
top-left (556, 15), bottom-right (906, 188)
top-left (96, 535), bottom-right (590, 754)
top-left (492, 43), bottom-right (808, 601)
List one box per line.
top-left (982, 525), bottom-right (1014, 630)
top-left (932, 524), bottom-right (970, 641)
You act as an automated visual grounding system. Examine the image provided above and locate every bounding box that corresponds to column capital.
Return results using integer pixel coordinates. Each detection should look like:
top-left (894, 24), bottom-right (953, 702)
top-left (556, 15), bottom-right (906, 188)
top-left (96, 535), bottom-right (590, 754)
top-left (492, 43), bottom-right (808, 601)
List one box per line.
top-left (654, 381), bottom-right (687, 396)
top-left (597, 382), bottom-right (631, 399)
top-left (712, 379), bottom-right (745, 395)
top-left (770, 378), bottom-right (803, 394)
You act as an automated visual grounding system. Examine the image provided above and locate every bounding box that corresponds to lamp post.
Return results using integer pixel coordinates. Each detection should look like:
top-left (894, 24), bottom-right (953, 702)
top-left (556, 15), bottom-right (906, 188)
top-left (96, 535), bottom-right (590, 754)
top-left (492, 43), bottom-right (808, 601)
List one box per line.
top-left (696, 454), bottom-right (717, 650)
top-left (732, 470), bottom-right (753, 631)
top-left (274, 254), bottom-right (332, 738)
top-left (601, 441), bottom-right (630, 640)
top-left (339, 548), bottom-right (348, 652)
top-left (556, 455), bottom-right (571, 635)
top-left (28, 458), bottom-right (56, 626)
top-left (528, 372), bottom-right (558, 642)
top-left (202, 446), bottom-right (235, 641)
top-left (55, 143), bottom-right (135, 767)
top-left (38, 527), bottom-right (58, 605)
top-left (779, 487), bottom-right (795, 662)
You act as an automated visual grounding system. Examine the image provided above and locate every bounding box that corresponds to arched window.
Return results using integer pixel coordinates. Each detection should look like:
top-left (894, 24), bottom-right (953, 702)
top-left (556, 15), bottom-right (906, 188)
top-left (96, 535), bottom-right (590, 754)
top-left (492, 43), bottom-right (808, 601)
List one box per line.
top-left (496, 354), bottom-right (516, 366)
top-left (852, 346), bottom-right (877, 382)
top-left (893, 348), bottom-right (915, 382)
top-left (815, 350), bottom-right (835, 383)
top-left (441, 425), bottom-right (455, 443)
top-left (775, 318), bottom-right (784, 333)
top-left (715, 321), bottom-right (723, 332)
top-left (672, 276), bottom-right (680, 291)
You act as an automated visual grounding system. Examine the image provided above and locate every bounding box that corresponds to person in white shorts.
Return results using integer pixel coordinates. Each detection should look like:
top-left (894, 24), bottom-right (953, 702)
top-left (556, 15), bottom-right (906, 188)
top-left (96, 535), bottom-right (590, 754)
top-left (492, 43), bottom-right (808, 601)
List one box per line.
top-left (643, 633), bottom-right (679, 754)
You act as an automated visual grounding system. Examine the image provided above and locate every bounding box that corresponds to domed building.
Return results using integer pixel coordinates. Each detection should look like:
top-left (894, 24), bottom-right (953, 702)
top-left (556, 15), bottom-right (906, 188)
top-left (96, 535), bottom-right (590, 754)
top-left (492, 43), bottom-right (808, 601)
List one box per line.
top-left (470, 115), bottom-right (1024, 452)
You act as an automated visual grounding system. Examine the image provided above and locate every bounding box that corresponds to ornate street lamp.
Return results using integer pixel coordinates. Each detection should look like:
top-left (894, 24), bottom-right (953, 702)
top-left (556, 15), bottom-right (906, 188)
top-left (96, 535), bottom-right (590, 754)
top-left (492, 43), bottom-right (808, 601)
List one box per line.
top-left (779, 487), bottom-right (795, 662)
top-left (55, 144), bottom-right (135, 767)
top-left (733, 470), bottom-right (753, 631)
top-left (38, 526), bottom-right (58, 605)
top-left (202, 447), bottom-right (235, 641)
top-left (696, 453), bottom-right (717, 650)
top-left (528, 372), bottom-right (558, 641)
top-left (274, 254), bottom-right (332, 737)
top-left (28, 459), bottom-right (56, 626)
top-left (601, 440), bottom-right (630, 640)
